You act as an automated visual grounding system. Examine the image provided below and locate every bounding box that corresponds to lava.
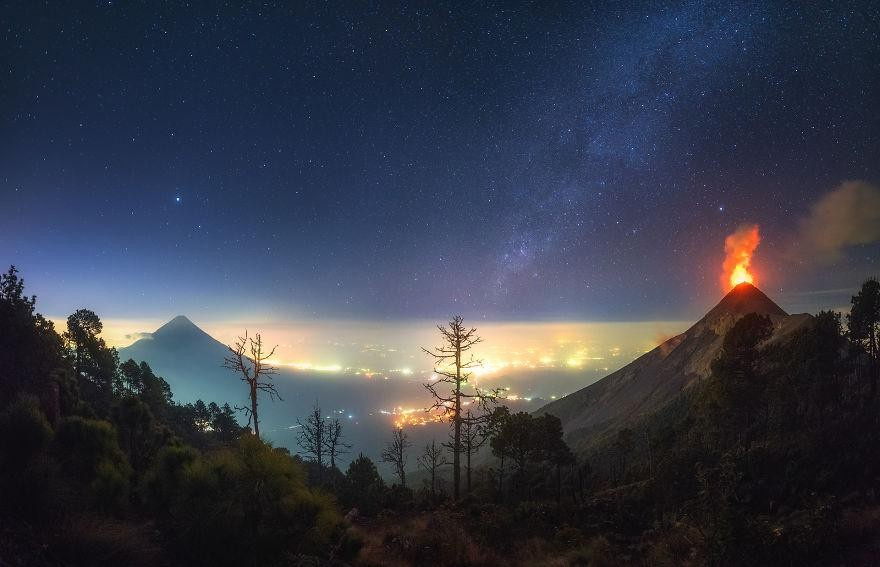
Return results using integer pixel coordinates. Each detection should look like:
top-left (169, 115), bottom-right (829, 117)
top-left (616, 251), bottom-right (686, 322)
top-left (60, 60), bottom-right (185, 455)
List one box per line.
top-left (721, 224), bottom-right (760, 292)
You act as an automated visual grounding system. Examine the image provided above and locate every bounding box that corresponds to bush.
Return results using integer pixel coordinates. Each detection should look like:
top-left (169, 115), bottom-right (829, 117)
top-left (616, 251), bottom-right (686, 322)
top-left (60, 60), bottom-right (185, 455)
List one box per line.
top-left (0, 394), bottom-right (53, 463)
top-left (145, 435), bottom-right (345, 566)
top-left (53, 416), bottom-right (132, 512)
top-left (139, 443), bottom-right (199, 511)
top-left (0, 395), bottom-right (56, 517)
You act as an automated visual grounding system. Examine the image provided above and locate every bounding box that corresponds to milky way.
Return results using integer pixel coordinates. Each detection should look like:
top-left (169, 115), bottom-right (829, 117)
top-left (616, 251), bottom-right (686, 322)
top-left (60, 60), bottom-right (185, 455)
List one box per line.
top-left (2, 1), bottom-right (878, 322)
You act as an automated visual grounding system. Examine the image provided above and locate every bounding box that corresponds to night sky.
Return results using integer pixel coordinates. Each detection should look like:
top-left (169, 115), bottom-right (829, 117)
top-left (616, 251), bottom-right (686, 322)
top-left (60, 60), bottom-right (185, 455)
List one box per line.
top-left (3, 1), bottom-right (879, 324)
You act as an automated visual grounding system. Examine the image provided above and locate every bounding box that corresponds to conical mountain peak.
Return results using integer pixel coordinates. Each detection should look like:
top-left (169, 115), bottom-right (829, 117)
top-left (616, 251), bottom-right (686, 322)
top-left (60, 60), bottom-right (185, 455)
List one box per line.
top-left (121, 314), bottom-right (228, 369)
top-left (118, 314), bottom-right (233, 404)
top-left (152, 315), bottom-right (211, 340)
top-left (167, 314), bottom-right (195, 326)
top-left (706, 282), bottom-right (787, 320)
top-left (687, 283), bottom-right (787, 339)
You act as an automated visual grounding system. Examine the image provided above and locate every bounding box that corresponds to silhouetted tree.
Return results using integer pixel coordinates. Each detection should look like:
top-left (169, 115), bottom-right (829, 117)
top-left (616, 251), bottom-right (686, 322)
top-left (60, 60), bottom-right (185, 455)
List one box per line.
top-left (381, 427), bottom-right (411, 487)
top-left (496, 411), bottom-right (534, 492)
top-left (808, 310), bottom-right (848, 419)
top-left (209, 402), bottom-right (245, 443)
top-left (422, 316), bottom-right (502, 499)
top-left (193, 400), bottom-right (212, 431)
top-left (487, 409), bottom-right (573, 499)
top-left (112, 396), bottom-right (165, 473)
top-left (0, 266), bottom-right (67, 413)
top-left (461, 408), bottom-right (492, 493)
top-left (533, 413), bottom-right (575, 502)
top-left (323, 417), bottom-right (351, 470)
top-left (138, 361), bottom-right (173, 419)
top-left (65, 309), bottom-right (102, 379)
top-left (297, 404), bottom-right (327, 468)
top-left (418, 439), bottom-right (447, 497)
top-left (769, 310), bottom-right (847, 429)
top-left (345, 453), bottom-right (384, 514)
top-left (222, 331), bottom-right (279, 440)
top-left (848, 278), bottom-right (880, 403)
top-left (119, 359), bottom-right (172, 419)
top-left (487, 405), bottom-right (512, 494)
top-left (64, 309), bottom-right (119, 414)
top-left (119, 358), bottom-right (144, 394)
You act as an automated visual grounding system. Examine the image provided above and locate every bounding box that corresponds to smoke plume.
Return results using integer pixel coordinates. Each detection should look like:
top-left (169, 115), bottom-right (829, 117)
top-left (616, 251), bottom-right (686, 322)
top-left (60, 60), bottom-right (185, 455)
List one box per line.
top-left (799, 180), bottom-right (880, 264)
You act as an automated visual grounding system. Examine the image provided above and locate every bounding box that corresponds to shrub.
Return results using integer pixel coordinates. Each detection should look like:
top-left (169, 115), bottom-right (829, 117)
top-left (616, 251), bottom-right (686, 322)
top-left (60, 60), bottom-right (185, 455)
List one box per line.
top-left (139, 443), bottom-right (199, 511)
top-left (53, 416), bottom-right (131, 512)
top-left (0, 395), bottom-right (56, 517)
top-left (145, 435), bottom-right (345, 566)
top-left (0, 394), bottom-right (53, 463)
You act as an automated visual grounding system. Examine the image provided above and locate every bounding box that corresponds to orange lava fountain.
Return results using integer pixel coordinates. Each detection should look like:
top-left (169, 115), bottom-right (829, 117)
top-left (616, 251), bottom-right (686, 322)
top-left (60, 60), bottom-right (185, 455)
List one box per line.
top-left (721, 224), bottom-right (760, 292)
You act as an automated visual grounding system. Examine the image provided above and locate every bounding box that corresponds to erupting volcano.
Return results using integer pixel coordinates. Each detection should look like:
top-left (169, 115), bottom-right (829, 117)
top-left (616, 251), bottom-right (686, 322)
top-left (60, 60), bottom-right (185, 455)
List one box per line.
top-left (537, 278), bottom-right (810, 449)
top-left (721, 224), bottom-right (761, 292)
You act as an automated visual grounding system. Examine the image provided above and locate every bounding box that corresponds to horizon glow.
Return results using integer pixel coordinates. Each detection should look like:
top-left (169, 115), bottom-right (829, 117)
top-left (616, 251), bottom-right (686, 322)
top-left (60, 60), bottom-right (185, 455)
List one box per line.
top-left (52, 315), bottom-right (691, 380)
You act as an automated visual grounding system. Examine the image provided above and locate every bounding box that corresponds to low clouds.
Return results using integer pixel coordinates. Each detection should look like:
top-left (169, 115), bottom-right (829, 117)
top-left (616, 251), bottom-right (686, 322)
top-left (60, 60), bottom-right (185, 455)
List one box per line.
top-left (124, 331), bottom-right (153, 342)
top-left (799, 180), bottom-right (880, 264)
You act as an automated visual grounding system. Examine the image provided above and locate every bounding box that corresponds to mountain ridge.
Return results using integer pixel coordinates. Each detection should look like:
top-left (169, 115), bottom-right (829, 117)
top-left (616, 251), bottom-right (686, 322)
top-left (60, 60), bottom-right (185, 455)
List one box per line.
top-left (535, 283), bottom-right (811, 450)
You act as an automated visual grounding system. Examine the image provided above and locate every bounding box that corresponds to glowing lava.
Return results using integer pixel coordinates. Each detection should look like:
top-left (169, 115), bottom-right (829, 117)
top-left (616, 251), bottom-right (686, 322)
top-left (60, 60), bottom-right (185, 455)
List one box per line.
top-left (721, 224), bottom-right (760, 292)
top-left (729, 264), bottom-right (753, 287)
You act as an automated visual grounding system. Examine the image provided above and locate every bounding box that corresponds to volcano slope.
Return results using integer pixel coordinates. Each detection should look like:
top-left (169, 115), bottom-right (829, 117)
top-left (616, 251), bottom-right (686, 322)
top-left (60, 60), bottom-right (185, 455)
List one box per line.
top-left (536, 283), bottom-right (811, 452)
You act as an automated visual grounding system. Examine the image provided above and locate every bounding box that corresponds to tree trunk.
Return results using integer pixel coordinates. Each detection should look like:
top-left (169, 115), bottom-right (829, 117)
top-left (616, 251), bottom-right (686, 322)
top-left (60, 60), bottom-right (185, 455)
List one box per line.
top-left (555, 463), bottom-right (561, 505)
top-left (250, 382), bottom-right (260, 440)
top-left (466, 447), bottom-right (472, 494)
top-left (871, 324), bottom-right (878, 401)
top-left (453, 345), bottom-right (462, 500)
top-left (500, 453), bottom-right (505, 496)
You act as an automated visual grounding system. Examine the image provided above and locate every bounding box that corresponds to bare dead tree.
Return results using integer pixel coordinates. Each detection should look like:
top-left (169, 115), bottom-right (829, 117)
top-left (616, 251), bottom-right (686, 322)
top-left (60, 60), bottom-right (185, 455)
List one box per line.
top-left (323, 418), bottom-right (351, 470)
top-left (418, 439), bottom-right (448, 498)
top-left (381, 427), bottom-right (411, 487)
top-left (296, 403), bottom-right (327, 469)
top-left (222, 331), bottom-right (279, 440)
top-left (423, 316), bottom-right (502, 499)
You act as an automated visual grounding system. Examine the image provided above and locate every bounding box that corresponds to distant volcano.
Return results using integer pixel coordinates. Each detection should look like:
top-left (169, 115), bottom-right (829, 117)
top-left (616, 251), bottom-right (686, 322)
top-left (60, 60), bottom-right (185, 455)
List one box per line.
top-left (150, 315), bottom-right (220, 344)
top-left (116, 316), bottom-right (448, 465)
top-left (118, 315), bottom-right (240, 405)
top-left (536, 283), bottom-right (811, 449)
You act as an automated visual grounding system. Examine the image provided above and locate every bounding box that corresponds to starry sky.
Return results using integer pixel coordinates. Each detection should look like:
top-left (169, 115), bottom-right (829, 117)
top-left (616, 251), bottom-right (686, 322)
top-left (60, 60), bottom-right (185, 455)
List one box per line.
top-left (2, 1), bottom-right (879, 326)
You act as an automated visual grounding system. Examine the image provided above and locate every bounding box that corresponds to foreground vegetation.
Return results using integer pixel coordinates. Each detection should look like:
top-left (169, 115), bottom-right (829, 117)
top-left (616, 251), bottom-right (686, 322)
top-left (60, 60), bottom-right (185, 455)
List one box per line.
top-left (1, 265), bottom-right (879, 565)
top-left (0, 266), bottom-right (355, 566)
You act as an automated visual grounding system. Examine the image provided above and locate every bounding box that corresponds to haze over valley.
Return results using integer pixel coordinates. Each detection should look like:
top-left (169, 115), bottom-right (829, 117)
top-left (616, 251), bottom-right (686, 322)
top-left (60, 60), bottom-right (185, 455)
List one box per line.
top-left (106, 314), bottom-right (690, 468)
